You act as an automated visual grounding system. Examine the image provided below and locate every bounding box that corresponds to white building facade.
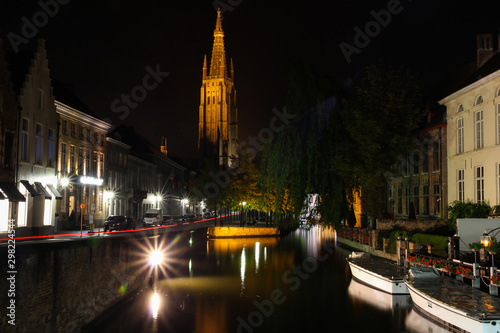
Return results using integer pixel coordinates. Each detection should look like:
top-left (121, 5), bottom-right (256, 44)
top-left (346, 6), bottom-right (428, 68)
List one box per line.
top-left (440, 69), bottom-right (500, 206)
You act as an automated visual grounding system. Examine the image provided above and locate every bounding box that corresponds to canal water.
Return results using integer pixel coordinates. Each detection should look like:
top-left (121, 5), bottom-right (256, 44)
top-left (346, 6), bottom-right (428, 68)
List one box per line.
top-left (87, 226), bottom-right (446, 333)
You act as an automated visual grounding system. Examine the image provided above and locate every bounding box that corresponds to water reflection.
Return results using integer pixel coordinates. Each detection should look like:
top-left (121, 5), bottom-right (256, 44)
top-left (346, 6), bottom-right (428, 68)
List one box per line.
top-left (255, 242), bottom-right (260, 273)
top-left (347, 278), bottom-right (411, 313)
top-left (150, 292), bottom-right (160, 319)
top-left (405, 309), bottom-right (450, 333)
top-left (89, 227), bottom-right (411, 333)
top-left (240, 246), bottom-right (246, 293)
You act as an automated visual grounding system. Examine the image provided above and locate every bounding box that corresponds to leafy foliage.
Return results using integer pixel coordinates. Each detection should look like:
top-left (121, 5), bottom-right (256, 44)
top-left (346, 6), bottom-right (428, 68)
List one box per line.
top-left (446, 200), bottom-right (492, 231)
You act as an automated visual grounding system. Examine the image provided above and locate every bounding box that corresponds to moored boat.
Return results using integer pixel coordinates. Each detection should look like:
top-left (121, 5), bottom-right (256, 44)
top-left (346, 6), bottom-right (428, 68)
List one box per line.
top-left (347, 252), bottom-right (409, 295)
top-left (405, 266), bottom-right (500, 333)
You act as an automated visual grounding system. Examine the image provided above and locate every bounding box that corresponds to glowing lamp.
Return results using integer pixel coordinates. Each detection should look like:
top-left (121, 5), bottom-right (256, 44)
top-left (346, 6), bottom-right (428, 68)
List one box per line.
top-left (149, 249), bottom-right (163, 266)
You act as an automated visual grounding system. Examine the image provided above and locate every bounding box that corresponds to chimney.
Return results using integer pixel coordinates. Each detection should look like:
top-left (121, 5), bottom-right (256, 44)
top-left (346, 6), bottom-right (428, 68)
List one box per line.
top-left (160, 136), bottom-right (168, 156)
top-left (477, 33), bottom-right (494, 67)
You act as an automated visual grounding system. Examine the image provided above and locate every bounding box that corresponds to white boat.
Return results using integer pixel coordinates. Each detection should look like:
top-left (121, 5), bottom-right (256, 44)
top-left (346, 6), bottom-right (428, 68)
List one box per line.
top-left (347, 252), bottom-right (409, 295)
top-left (405, 266), bottom-right (500, 333)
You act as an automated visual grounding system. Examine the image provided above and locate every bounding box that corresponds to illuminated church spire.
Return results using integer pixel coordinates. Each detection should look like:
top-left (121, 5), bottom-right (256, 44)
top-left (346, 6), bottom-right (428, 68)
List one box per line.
top-left (198, 8), bottom-right (238, 167)
top-left (209, 8), bottom-right (227, 77)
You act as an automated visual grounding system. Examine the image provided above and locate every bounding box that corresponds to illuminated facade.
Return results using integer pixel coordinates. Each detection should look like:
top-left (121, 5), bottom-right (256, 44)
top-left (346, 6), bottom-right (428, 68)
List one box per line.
top-left (15, 39), bottom-right (60, 236)
top-left (0, 40), bottom-right (22, 233)
top-left (440, 33), bottom-right (500, 206)
top-left (198, 8), bottom-right (238, 167)
top-left (55, 100), bottom-right (111, 227)
top-left (386, 121), bottom-right (447, 219)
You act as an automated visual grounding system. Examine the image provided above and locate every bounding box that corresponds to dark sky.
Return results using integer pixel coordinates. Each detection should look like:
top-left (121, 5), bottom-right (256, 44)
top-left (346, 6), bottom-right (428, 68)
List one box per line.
top-left (1, 1), bottom-right (500, 158)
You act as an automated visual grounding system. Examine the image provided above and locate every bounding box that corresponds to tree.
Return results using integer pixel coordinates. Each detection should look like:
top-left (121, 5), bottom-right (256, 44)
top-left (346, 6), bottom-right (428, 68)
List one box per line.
top-left (259, 62), bottom-right (350, 228)
top-left (340, 63), bottom-right (425, 217)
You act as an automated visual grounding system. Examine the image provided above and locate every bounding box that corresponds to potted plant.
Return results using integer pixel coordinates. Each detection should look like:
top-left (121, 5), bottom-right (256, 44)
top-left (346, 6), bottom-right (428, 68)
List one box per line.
top-left (491, 274), bottom-right (500, 286)
top-left (468, 242), bottom-right (482, 252)
top-left (486, 239), bottom-right (500, 255)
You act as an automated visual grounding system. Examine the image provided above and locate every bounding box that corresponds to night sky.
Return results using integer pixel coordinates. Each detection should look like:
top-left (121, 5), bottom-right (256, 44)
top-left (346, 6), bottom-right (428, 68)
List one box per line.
top-left (1, 1), bottom-right (499, 158)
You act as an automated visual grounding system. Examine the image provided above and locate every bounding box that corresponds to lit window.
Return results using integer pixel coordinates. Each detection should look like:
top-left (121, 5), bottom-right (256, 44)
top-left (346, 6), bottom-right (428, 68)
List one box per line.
top-left (35, 124), bottom-right (43, 164)
top-left (476, 166), bottom-right (484, 203)
top-left (457, 118), bottom-right (464, 153)
top-left (457, 169), bottom-right (464, 202)
top-left (48, 129), bottom-right (55, 167)
top-left (475, 110), bottom-right (484, 149)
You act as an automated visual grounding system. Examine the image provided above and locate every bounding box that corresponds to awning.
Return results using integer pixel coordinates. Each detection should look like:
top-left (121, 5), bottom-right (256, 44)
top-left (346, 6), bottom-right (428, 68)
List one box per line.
top-left (0, 182), bottom-right (26, 202)
top-left (20, 180), bottom-right (39, 197)
top-left (34, 182), bottom-right (52, 199)
top-left (46, 184), bottom-right (62, 200)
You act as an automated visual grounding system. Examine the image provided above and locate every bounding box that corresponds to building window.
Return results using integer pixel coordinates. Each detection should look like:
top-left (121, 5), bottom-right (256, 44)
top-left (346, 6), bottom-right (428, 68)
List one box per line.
top-left (98, 153), bottom-right (104, 178)
top-left (497, 104), bottom-right (500, 145)
top-left (100, 134), bottom-right (104, 146)
top-left (475, 95), bottom-right (483, 105)
top-left (457, 104), bottom-right (464, 113)
top-left (85, 149), bottom-right (90, 175)
top-left (61, 143), bottom-right (67, 173)
top-left (35, 124), bottom-right (43, 164)
top-left (475, 110), bottom-right (484, 149)
top-left (457, 169), bottom-right (464, 202)
top-left (432, 142), bottom-right (439, 171)
top-left (397, 187), bottom-right (402, 215)
top-left (433, 184), bottom-right (440, 215)
top-left (62, 119), bottom-right (67, 135)
top-left (498, 164), bottom-right (500, 204)
top-left (457, 118), bottom-right (464, 153)
top-left (70, 123), bottom-right (76, 138)
top-left (476, 166), bottom-right (484, 203)
top-left (21, 118), bottom-right (29, 161)
top-left (69, 145), bottom-right (75, 173)
top-left (79, 126), bottom-right (84, 140)
top-left (87, 129), bottom-right (91, 142)
top-left (423, 185), bottom-right (429, 215)
top-left (78, 148), bottom-right (84, 175)
top-left (92, 151), bottom-right (97, 176)
top-left (208, 93), bottom-right (210, 105)
top-left (48, 129), bottom-right (55, 167)
top-left (413, 186), bottom-right (420, 216)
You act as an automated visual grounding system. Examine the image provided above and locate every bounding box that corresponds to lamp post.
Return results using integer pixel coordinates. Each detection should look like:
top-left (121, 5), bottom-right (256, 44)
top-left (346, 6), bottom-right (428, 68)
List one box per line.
top-left (80, 203), bottom-right (85, 238)
top-left (240, 201), bottom-right (246, 227)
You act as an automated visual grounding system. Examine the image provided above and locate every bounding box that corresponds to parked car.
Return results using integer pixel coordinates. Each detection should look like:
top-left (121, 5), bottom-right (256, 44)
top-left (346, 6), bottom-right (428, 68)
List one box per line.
top-left (161, 215), bottom-right (174, 225)
top-left (104, 216), bottom-right (136, 232)
top-left (143, 208), bottom-right (162, 226)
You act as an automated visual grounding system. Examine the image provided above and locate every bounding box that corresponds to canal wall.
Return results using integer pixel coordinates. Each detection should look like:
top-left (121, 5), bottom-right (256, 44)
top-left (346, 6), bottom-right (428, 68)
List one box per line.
top-left (0, 235), bottom-right (149, 333)
top-left (207, 226), bottom-right (280, 238)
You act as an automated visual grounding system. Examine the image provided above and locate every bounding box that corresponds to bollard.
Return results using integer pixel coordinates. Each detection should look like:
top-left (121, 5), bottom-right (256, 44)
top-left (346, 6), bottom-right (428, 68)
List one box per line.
top-left (405, 237), bottom-right (410, 261)
top-left (472, 263), bottom-right (480, 289)
top-left (490, 267), bottom-right (498, 296)
top-left (397, 236), bottom-right (403, 267)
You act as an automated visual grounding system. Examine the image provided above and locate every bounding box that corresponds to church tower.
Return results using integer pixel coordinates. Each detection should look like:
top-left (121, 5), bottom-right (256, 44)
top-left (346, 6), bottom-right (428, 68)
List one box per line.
top-left (198, 8), bottom-right (238, 167)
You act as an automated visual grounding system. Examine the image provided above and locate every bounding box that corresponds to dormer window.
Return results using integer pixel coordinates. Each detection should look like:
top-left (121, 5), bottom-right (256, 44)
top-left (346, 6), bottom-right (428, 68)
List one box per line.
top-left (475, 95), bottom-right (483, 105)
top-left (457, 104), bottom-right (464, 113)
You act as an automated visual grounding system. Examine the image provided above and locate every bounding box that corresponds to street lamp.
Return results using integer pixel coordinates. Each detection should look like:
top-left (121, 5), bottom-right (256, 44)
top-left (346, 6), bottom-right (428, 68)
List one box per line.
top-left (104, 191), bottom-right (114, 217)
top-left (154, 194), bottom-right (162, 209)
top-left (240, 201), bottom-right (246, 226)
top-left (181, 198), bottom-right (188, 216)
